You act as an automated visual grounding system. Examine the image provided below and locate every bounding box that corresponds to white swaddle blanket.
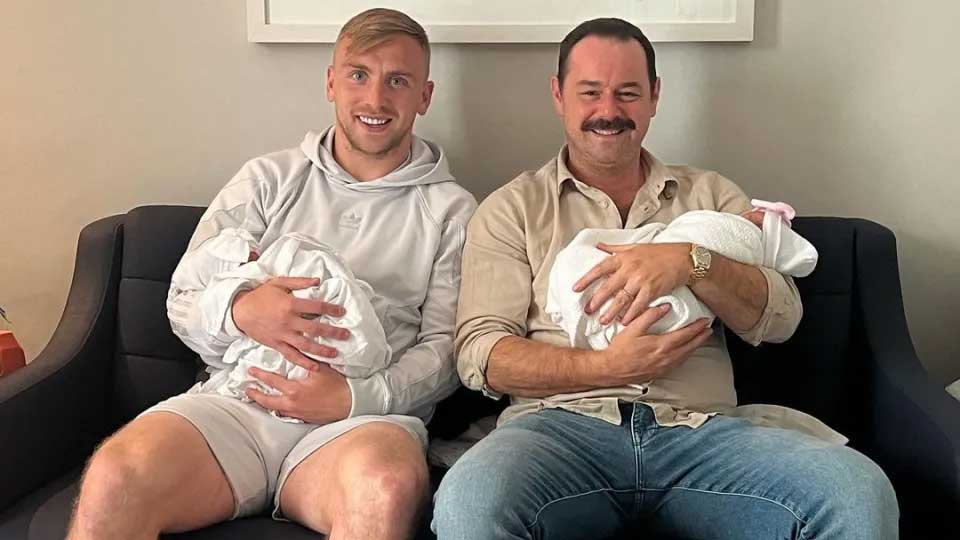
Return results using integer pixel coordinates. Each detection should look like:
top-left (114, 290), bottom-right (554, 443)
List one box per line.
top-left (547, 208), bottom-right (818, 350)
top-left (183, 229), bottom-right (391, 422)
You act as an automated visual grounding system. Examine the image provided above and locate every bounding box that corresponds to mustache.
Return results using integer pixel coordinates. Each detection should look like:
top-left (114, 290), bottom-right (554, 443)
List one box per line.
top-left (581, 117), bottom-right (636, 132)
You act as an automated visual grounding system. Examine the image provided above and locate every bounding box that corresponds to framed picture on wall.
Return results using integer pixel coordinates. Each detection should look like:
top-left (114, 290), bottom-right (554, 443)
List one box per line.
top-left (247, 0), bottom-right (755, 43)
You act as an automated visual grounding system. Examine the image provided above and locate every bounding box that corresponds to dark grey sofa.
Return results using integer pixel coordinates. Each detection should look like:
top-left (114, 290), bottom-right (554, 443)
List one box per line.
top-left (1, 206), bottom-right (957, 539)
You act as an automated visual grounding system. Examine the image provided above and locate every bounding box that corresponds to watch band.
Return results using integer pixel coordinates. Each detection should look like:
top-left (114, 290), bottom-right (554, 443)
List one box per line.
top-left (689, 244), bottom-right (711, 285)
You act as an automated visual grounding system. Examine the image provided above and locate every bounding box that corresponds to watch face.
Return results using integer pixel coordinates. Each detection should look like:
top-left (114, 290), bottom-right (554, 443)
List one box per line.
top-left (695, 245), bottom-right (711, 264)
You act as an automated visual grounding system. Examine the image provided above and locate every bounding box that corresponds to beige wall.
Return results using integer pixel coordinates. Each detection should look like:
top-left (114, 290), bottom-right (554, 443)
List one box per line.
top-left (2, 1), bottom-right (958, 383)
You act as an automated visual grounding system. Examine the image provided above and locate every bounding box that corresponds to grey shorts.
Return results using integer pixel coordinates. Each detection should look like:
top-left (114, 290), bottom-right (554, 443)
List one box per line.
top-left (139, 392), bottom-right (428, 519)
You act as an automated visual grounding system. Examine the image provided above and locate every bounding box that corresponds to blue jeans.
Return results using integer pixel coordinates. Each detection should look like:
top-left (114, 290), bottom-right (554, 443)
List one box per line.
top-left (432, 403), bottom-right (897, 539)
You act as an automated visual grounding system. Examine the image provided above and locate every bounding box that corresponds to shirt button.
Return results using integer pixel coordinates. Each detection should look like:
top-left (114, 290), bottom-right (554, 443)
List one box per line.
top-left (601, 200), bottom-right (609, 208)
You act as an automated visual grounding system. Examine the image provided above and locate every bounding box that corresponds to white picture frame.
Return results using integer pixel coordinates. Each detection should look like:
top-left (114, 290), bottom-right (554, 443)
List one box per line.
top-left (247, 0), bottom-right (754, 43)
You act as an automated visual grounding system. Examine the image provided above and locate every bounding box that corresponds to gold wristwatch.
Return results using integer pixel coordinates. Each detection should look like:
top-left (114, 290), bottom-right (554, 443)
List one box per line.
top-left (688, 243), bottom-right (712, 285)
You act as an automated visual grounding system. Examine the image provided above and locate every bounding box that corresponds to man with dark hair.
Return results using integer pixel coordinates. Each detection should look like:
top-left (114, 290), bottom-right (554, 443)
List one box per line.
top-left (434, 18), bottom-right (898, 540)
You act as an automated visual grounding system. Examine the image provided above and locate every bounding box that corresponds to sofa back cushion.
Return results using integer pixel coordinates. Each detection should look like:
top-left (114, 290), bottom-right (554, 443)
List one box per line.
top-left (113, 206), bottom-right (205, 423)
top-left (109, 207), bottom-right (863, 439)
top-left (727, 217), bottom-right (862, 438)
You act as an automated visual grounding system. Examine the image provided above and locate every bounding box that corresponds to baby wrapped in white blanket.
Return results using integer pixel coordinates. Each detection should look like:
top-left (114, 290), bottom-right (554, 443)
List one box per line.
top-left (178, 229), bottom-right (390, 421)
top-left (546, 201), bottom-right (818, 350)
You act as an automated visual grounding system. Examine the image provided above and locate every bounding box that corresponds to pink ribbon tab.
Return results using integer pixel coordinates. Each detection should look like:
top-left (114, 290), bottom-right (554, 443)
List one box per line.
top-left (751, 199), bottom-right (796, 225)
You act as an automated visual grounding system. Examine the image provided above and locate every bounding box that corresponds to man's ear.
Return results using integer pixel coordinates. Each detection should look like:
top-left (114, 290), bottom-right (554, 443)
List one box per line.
top-left (550, 76), bottom-right (564, 117)
top-left (650, 77), bottom-right (662, 117)
top-left (326, 65), bottom-right (335, 103)
top-left (418, 80), bottom-right (435, 116)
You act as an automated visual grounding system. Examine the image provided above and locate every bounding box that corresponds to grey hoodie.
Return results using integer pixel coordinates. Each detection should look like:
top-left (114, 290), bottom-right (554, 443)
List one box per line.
top-left (167, 127), bottom-right (477, 421)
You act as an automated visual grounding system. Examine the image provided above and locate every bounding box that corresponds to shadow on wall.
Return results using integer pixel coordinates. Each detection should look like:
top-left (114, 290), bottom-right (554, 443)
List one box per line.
top-left (439, 43), bottom-right (565, 200)
top-left (649, 0), bottom-right (787, 194)
top-left (676, 0), bottom-right (960, 384)
top-left (894, 229), bottom-right (960, 384)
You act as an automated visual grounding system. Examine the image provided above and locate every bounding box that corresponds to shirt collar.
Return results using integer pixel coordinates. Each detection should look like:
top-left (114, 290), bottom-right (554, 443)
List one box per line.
top-left (556, 145), bottom-right (679, 199)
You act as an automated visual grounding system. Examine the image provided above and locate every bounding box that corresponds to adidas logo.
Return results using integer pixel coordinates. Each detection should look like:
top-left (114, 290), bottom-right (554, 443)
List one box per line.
top-left (339, 211), bottom-right (362, 230)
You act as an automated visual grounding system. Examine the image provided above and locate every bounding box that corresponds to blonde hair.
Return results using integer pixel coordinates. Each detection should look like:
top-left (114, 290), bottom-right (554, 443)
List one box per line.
top-left (336, 8), bottom-right (430, 69)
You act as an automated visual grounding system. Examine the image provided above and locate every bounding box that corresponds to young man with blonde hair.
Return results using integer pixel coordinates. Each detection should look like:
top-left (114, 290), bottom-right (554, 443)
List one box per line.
top-left (68, 9), bottom-right (475, 540)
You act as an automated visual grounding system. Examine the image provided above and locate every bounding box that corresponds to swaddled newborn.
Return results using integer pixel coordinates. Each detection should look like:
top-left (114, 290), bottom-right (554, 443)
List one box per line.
top-left (546, 200), bottom-right (818, 350)
top-left (178, 229), bottom-right (390, 422)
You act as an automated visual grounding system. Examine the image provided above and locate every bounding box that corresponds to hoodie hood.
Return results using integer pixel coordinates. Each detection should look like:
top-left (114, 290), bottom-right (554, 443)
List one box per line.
top-left (300, 126), bottom-right (454, 191)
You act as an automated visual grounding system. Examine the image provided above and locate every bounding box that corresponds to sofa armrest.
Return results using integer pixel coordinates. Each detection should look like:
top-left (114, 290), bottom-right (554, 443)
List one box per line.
top-left (853, 219), bottom-right (960, 535)
top-left (0, 215), bottom-right (124, 511)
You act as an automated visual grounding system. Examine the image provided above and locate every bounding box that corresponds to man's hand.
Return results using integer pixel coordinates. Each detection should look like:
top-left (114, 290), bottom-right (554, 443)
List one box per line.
top-left (573, 242), bottom-right (692, 326)
top-left (232, 276), bottom-right (351, 373)
top-left (598, 304), bottom-right (713, 386)
top-left (245, 365), bottom-right (352, 425)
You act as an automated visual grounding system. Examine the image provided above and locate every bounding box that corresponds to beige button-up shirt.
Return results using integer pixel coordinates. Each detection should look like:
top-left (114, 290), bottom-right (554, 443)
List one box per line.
top-left (455, 147), bottom-right (844, 442)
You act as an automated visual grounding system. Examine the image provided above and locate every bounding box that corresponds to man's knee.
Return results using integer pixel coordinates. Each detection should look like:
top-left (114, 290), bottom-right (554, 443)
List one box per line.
top-left (435, 457), bottom-right (504, 510)
top-left (433, 448), bottom-right (529, 538)
top-left (77, 414), bottom-right (205, 514)
top-left (812, 449), bottom-right (899, 538)
top-left (843, 455), bottom-right (898, 528)
top-left (337, 426), bottom-right (430, 520)
top-left (79, 435), bottom-right (157, 508)
top-left (70, 433), bottom-right (163, 539)
top-left (351, 460), bottom-right (428, 517)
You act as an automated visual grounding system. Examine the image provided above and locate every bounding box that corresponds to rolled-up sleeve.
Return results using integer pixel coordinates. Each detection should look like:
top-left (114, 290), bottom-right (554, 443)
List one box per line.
top-left (455, 191), bottom-right (532, 399)
top-left (709, 173), bottom-right (804, 346)
top-left (735, 266), bottom-right (803, 346)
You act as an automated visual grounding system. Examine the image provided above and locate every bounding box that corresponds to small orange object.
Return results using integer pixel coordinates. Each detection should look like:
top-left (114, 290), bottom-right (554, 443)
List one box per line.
top-left (0, 331), bottom-right (26, 377)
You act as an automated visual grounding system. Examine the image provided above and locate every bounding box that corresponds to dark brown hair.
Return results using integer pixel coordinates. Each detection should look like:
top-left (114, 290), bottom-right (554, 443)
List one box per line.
top-left (558, 18), bottom-right (656, 88)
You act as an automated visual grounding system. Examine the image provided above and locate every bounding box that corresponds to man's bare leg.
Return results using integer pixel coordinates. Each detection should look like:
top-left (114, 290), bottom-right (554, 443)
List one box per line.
top-left (67, 412), bottom-right (235, 540)
top-left (280, 422), bottom-right (429, 540)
